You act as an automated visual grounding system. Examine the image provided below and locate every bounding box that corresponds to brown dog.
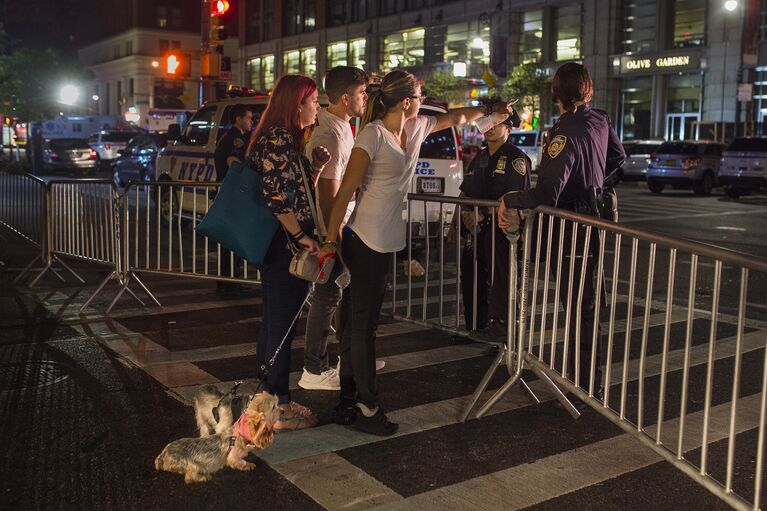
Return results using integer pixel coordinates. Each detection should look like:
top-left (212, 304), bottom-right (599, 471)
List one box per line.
top-left (155, 392), bottom-right (280, 483)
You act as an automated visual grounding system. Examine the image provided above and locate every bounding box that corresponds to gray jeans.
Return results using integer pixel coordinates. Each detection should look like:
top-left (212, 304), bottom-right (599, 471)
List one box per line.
top-left (303, 259), bottom-right (345, 374)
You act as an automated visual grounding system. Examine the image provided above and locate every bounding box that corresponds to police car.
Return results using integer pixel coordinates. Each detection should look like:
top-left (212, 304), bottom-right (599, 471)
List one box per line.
top-left (157, 92), bottom-right (463, 234)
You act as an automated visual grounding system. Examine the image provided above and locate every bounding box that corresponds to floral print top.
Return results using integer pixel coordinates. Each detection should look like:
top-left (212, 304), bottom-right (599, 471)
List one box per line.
top-left (248, 127), bottom-right (317, 232)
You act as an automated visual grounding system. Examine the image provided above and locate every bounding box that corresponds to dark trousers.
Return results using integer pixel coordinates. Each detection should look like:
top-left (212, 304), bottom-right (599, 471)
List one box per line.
top-left (220, 247), bottom-right (241, 279)
top-left (338, 228), bottom-right (390, 409)
top-left (460, 227), bottom-right (513, 330)
top-left (256, 230), bottom-right (309, 404)
top-left (554, 223), bottom-right (602, 391)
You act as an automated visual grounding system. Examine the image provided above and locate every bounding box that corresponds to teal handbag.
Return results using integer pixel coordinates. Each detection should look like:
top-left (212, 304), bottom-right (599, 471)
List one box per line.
top-left (196, 160), bottom-right (278, 264)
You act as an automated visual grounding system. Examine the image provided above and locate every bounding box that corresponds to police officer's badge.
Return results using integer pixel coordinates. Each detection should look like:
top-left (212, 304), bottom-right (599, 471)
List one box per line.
top-left (512, 158), bottom-right (527, 176)
top-left (494, 155), bottom-right (507, 174)
top-left (548, 135), bottom-right (567, 159)
top-left (233, 138), bottom-right (244, 148)
top-left (478, 151), bottom-right (489, 168)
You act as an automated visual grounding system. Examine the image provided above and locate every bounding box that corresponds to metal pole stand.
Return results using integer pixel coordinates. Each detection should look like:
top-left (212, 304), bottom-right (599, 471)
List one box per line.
top-left (16, 254), bottom-right (85, 287)
top-left (79, 269), bottom-right (162, 314)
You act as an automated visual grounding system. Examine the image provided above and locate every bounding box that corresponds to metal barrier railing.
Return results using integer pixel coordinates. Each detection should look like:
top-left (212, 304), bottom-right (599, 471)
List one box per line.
top-left (0, 171), bottom-right (49, 282)
top-left (483, 205), bottom-right (767, 510)
top-left (122, 180), bottom-right (262, 301)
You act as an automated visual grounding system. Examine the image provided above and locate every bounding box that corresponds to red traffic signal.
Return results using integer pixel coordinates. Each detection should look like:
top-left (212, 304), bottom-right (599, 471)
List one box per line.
top-left (212, 0), bottom-right (229, 16)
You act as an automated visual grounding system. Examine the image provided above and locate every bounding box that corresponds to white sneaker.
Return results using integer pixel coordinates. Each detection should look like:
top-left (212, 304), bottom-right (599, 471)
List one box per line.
top-left (335, 358), bottom-right (386, 372)
top-left (298, 368), bottom-right (340, 391)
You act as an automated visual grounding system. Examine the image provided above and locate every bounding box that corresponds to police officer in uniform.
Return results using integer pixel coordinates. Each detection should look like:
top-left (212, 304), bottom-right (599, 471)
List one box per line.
top-left (459, 114), bottom-right (531, 333)
top-left (213, 104), bottom-right (253, 295)
top-left (498, 63), bottom-right (625, 398)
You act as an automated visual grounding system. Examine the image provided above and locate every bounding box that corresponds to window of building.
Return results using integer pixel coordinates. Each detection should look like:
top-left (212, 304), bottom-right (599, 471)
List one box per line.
top-left (382, 28), bottom-right (425, 71)
top-left (382, 0), bottom-right (398, 15)
top-left (667, 73), bottom-right (701, 113)
top-left (284, 0), bottom-right (316, 36)
top-left (159, 39), bottom-right (169, 53)
top-left (157, 6), bottom-right (168, 28)
top-left (171, 7), bottom-right (183, 28)
top-left (620, 77), bottom-right (653, 140)
top-left (129, 78), bottom-right (134, 96)
top-left (126, 40), bottom-right (133, 56)
top-left (350, 38), bottom-right (367, 69)
top-left (443, 21), bottom-right (490, 77)
top-left (328, 41), bottom-right (348, 68)
top-left (264, 55), bottom-right (275, 89)
top-left (247, 58), bottom-right (262, 90)
top-left (284, 50), bottom-right (301, 74)
top-left (247, 0), bottom-right (262, 43)
top-left (351, 0), bottom-right (371, 21)
top-left (301, 47), bottom-right (317, 79)
top-left (117, 80), bottom-right (122, 103)
top-left (555, 4), bottom-right (582, 61)
top-left (673, 0), bottom-right (706, 48)
top-left (328, 2), bottom-right (346, 26)
top-left (761, 0), bottom-right (767, 41)
top-left (263, 2), bottom-right (274, 40)
top-left (114, 45), bottom-right (121, 59)
top-left (520, 10), bottom-right (543, 64)
top-left (171, 40), bottom-right (181, 49)
top-left (623, 0), bottom-right (656, 54)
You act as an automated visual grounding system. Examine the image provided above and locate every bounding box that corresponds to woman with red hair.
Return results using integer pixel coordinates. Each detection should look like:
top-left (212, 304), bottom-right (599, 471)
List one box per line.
top-left (247, 75), bottom-right (330, 430)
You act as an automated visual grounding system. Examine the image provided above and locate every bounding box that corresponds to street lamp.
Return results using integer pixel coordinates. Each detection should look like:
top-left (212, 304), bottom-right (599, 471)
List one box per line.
top-left (58, 84), bottom-right (80, 106)
top-left (725, 0), bottom-right (738, 12)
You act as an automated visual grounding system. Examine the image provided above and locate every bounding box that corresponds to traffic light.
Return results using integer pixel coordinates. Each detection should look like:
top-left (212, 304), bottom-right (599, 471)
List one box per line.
top-left (209, 0), bottom-right (230, 43)
top-left (165, 52), bottom-right (191, 77)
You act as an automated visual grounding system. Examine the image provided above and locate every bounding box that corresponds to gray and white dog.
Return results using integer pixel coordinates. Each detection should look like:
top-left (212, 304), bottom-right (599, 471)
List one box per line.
top-left (193, 384), bottom-right (249, 436)
top-left (155, 392), bottom-right (279, 483)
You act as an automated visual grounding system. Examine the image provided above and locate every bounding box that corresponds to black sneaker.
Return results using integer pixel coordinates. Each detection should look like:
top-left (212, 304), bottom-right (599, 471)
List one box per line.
top-left (351, 407), bottom-right (398, 436)
top-left (332, 400), bottom-right (358, 426)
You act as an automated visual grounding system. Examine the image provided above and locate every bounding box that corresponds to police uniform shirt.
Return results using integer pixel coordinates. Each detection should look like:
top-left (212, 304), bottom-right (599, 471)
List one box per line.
top-left (461, 138), bottom-right (531, 200)
top-left (502, 106), bottom-right (625, 210)
top-left (214, 126), bottom-right (250, 181)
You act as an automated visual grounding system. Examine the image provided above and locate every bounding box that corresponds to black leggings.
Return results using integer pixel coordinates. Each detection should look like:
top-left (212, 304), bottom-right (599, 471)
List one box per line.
top-left (337, 229), bottom-right (390, 409)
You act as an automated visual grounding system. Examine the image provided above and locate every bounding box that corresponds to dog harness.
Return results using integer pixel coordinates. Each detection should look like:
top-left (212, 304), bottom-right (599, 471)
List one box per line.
top-left (229, 414), bottom-right (253, 448)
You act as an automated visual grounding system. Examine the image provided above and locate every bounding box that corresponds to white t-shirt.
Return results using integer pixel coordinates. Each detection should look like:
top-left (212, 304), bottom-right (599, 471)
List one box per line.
top-left (305, 108), bottom-right (356, 230)
top-left (347, 115), bottom-right (437, 253)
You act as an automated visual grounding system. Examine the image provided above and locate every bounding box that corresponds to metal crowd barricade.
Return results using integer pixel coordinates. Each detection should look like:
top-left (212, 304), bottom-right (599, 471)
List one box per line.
top-left (122, 180), bottom-right (262, 301)
top-left (0, 171), bottom-right (51, 282)
top-left (45, 179), bottom-right (155, 313)
top-left (472, 205), bottom-right (767, 511)
top-left (397, 193), bottom-right (559, 421)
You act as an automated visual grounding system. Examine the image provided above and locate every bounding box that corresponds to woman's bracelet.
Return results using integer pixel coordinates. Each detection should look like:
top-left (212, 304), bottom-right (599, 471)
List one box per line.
top-left (321, 240), bottom-right (337, 247)
top-left (290, 230), bottom-right (306, 242)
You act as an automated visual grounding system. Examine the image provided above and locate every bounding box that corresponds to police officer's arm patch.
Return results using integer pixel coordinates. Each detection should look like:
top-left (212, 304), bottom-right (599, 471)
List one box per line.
top-left (233, 138), bottom-right (244, 148)
top-left (547, 135), bottom-right (567, 159)
top-left (512, 158), bottom-right (527, 176)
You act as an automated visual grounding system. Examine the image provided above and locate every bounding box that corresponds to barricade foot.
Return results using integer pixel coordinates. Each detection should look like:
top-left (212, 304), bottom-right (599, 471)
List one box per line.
top-left (130, 272), bottom-right (162, 307)
top-left (475, 371), bottom-right (521, 419)
top-left (28, 261), bottom-right (52, 287)
top-left (458, 343), bottom-right (506, 422)
top-left (12, 255), bottom-right (41, 284)
top-left (125, 285), bottom-right (146, 307)
top-left (528, 362), bottom-right (581, 419)
top-left (79, 271), bottom-right (117, 313)
top-left (53, 255), bottom-right (84, 283)
top-left (519, 378), bottom-right (541, 404)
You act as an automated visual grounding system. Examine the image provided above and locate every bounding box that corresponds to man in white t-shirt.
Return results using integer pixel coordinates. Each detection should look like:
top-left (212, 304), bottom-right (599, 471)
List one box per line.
top-left (298, 66), bottom-right (369, 392)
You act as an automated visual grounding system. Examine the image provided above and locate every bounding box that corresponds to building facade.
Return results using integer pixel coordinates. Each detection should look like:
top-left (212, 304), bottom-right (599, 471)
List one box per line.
top-left (239, 0), bottom-right (765, 141)
top-left (77, 0), bottom-right (240, 130)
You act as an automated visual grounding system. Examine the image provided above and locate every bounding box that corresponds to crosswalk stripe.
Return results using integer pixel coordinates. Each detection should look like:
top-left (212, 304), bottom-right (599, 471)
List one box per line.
top-left (252, 328), bottom-right (767, 465)
top-left (371, 393), bottom-right (763, 511)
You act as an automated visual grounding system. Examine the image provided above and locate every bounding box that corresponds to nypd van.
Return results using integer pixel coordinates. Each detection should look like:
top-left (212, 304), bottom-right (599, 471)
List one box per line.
top-left (155, 92), bottom-right (462, 233)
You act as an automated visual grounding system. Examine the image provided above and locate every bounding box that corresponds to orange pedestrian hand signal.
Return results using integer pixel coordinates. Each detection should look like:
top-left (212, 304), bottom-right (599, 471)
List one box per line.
top-left (166, 54), bottom-right (180, 74)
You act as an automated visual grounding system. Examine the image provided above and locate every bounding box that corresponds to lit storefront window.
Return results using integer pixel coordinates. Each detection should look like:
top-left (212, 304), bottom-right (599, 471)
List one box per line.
top-left (328, 41), bottom-right (348, 68)
top-left (673, 0), bottom-right (706, 48)
top-left (284, 50), bottom-right (300, 74)
top-left (620, 77), bottom-right (653, 140)
top-left (301, 47), bottom-right (317, 79)
top-left (443, 22), bottom-right (490, 77)
top-left (350, 38), bottom-right (366, 69)
top-left (666, 73), bottom-right (701, 140)
top-left (264, 56), bottom-right (275, 90)
top-left (246, 55), bottom-right (276, 91)
top-left (623, 0), bottom-right (656, 54)
top-left (381, 28), bottom-right (425, 71)
top-left (520, 10), bottom-right (543, 64)
top-left (555, 4), bottom-right (582, 61)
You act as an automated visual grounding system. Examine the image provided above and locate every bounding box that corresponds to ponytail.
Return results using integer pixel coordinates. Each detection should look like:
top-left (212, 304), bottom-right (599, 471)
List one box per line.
top-left (360, 70), bottom-right (418, 129)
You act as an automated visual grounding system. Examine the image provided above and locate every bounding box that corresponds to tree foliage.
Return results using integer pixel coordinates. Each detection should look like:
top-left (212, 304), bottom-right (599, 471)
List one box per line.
top-left (0, 41), bottom-right (89, 121)
top-left (499, 63), bottom-right (552, 113)
top-left (422, 70), bottom-right (468, 107)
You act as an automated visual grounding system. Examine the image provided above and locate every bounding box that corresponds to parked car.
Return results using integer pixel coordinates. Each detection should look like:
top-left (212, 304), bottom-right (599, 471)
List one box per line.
top-left (646, 140), bottom-right (725, 195)
top-left (508, 130), bottom-right (542, 170)
top-left (620, 140), bottom-right (663, 181)
top-left (113, 133), bottom-right (168, 187)
top-left (88, 130), bottom-right (143, 168)
top-left (718, 137), bottom-right (767, 198)
top-left (43, 138), bottom-right (97, 172)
